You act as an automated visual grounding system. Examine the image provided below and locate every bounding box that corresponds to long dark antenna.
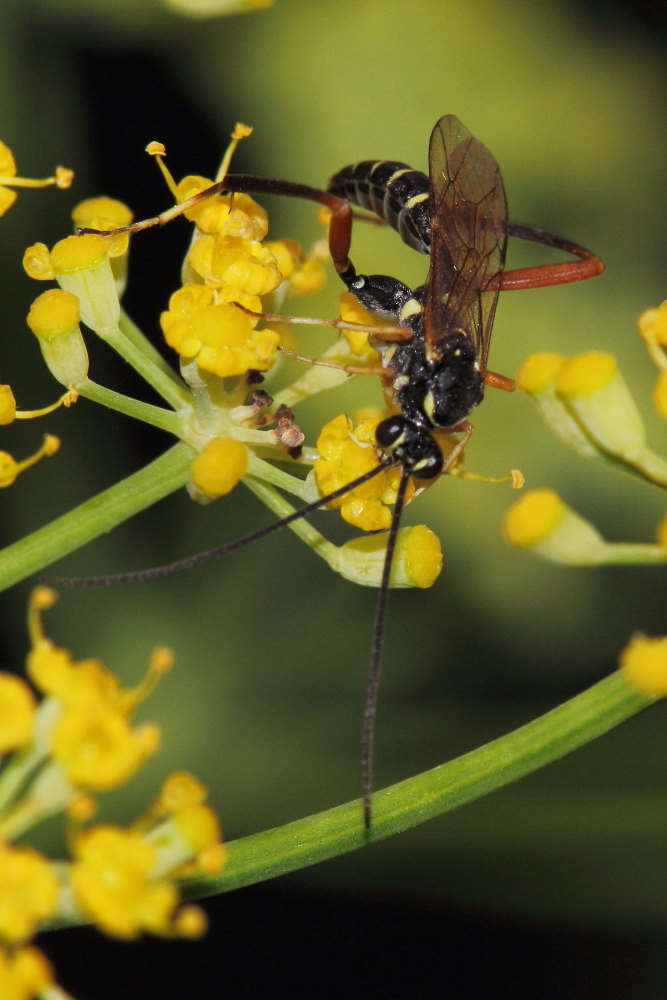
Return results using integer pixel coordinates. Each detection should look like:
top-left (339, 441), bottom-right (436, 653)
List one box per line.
top-left (361, 464), bottom-right (411, 829)
top-left (42, 458), bottom-right (398, 588)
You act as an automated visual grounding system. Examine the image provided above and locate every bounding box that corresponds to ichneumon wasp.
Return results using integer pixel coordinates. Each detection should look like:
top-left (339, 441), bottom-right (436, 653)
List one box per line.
top-left (63, 114), bottom-right (604, 828)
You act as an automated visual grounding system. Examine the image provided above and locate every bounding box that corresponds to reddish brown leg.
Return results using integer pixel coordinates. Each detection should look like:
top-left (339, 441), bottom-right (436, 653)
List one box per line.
top-left (222, 175), bottom-right (355, 275)
top-left (500, 222), bottom-right (604, 290)
top-left (484, 370), bottom-right (515, 391)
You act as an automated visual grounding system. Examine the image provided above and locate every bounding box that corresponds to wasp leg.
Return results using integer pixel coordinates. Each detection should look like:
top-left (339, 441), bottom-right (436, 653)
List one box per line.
top-left (483, 370), bottom-right (515, 391)
top-left (276, 346), bottom-right (384, 376)
top-left (230, 302), bottom-right (404, 342)
top-left (501, 221), bottom-right (605, 289)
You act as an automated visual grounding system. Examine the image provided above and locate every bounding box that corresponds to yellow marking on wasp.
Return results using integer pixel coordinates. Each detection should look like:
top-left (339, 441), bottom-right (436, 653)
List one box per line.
top-left (387, 167), bottom-right (411, 184)
top-left (399, 298), bottom-right (422, 321)
top-left (423, 390), bottom-right (435, 422)
top-left (406, 191), bottom-right (429, 208)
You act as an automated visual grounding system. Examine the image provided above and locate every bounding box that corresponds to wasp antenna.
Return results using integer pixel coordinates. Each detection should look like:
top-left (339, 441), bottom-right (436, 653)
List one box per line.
top-left (42, 458), bottom-right (398, 589)
top-left (361, 465), bottom-right (411, 830)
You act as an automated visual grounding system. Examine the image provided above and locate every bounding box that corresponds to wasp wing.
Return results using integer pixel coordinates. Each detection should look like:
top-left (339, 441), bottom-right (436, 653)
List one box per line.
top-left (424, 115), bottom-right (508, 370)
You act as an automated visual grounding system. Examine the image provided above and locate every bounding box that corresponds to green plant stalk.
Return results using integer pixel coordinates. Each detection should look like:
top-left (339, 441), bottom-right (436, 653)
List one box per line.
top-left (76, 378), bottom-right (184, 437)
top-left (43, 669), bottom-right (655, 932)
top-left (118, 309), bottom-right (189, 400)
top-left (0, 442), bottom-right (194, 592)
top-left (187, 670), bottom-right (653, 897)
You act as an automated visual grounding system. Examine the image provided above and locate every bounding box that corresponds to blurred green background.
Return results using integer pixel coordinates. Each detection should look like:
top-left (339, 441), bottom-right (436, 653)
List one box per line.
top-left (2, 0), bottom-right (667, 996)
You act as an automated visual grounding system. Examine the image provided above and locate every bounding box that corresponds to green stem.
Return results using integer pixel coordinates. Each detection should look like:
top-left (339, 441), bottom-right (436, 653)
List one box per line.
top-left (118, 309), bottom-right (188, 400)
top-left (104, 324), bottom-right (190, 411)
top-left (187, 670), bottom-right (653, 896)
top-left (0, 443), bottom-right (194, 592)
top-left (598, 542), bottom-right (667, 565)
top-left (44, 669), bottom-right (655, 931)
top-left (243, 468), bottom-right (338, 562)
top-left (77, 379), bottom-right (184, 436)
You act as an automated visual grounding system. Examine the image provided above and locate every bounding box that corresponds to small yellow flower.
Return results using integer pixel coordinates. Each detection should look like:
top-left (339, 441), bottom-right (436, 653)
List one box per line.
top-left (71, 196), bottom-right (133, 232)
top-left (24, 235), bottom-right (123, 339)
top-left (620, 635), bottom-right (667, 696)
top-left (0, 944), bottom-right (54, 1000)
top-left (160, 286), bottom-right (279, 376)
top-left (0, 386), bottom-right (16, 425)
top-left (144, 773), bottom-right (226, 877)
top-left (70, 825), bottom-right (178, 939)
top-left (178, 178), bottom-right (268, 240)
top-left (638, 300), bottom-right (667, 348)
top-left (555, 352), bottom-right (647, 461)
top-left (50, 233), bottom-right (128, 272)
top-left (27, 644), bottom-right (119, 704)
top-left (188, 233), bottom-right (282, 295)
top-left (314, 414), bottom-right (414, 531)
top-left (0, 436), bottom-right (60, 488)
top-left (27, 288), bottom-right (89, 386)
top-left (0, 674), bottom-right (36, 753)
top-left (190, 437), bottom-right (248, 497)
top-left (0, 843), bottom-right (59, 943)
top-left (502, 487), bottom-right (565, 549)
top-left (337, 524), bottom-right (443, 588)
top-left (51, 702), bottom-right (160, 791)
top-left (502, 488), bottom-right (607, 564)
top-left (0, 141), bottom-right (72, 216)
top-left (516, 352), bottom-right (567, 394)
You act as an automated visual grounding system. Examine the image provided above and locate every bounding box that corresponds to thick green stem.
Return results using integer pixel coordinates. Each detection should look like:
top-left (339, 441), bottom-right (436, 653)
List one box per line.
top-left (43, 669), bottom-right (655, 932)
top-left (0, 443), bottom-right (194, 592)
top-left (185, 670), bottom-right (653, 896)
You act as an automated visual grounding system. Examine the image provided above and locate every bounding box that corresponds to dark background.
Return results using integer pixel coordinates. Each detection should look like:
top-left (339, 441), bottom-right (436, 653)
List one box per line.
top-left (2, 0), bottom-right (667, 996)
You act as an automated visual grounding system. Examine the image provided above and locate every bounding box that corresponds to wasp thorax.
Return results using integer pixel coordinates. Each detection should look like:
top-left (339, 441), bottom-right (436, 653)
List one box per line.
top-left (427, 334), bottom-right (483, 428)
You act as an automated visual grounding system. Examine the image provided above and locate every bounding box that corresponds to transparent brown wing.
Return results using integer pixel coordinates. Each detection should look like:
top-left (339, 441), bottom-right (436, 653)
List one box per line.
top-left (424, 115), bottom-right (508, 370)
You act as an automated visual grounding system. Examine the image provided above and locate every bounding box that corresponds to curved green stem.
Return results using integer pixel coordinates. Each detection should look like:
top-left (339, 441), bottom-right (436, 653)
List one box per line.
top-left (183, 670), bottom-right (652, 896)
top-left (43, 669), bottom-right (655, 931)
top-left (0, 443), bottom-right (194, 592)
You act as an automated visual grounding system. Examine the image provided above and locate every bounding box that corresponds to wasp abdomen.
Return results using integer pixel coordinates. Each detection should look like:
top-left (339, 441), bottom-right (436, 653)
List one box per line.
top-left (327, 161), bottom-right (431, 255)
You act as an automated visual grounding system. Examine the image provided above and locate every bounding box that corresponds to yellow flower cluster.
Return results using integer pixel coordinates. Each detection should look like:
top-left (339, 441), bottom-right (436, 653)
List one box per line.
top-left (505, 312), bottom-right (667, 568)
top-left (0, 590), bottom-right (225, 997)
top-left (151, 134), bottom-right (324, 382)
top-left (16, 121), bottom-right (450, 596)
top-left (314, 413), bottom-right (416, 531)
top-left (160, 284), bottom-right (279, 378)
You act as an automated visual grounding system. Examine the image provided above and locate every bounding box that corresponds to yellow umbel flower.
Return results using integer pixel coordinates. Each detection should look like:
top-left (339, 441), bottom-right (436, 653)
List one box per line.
top-left (160, 285), bottom-right (279, 377)
top-left (188, 234), bottom-right (282, 295)
top-left (0, 944), bottom-right (54, 1000)
top-left (314, 414), bottom-right (415, 531)
top-left (70, 825), bottom-right (179, 939)
top-left (0, 844), bottom-right (58, 943)
top-left (51, 703), bottom-right (160, 791)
